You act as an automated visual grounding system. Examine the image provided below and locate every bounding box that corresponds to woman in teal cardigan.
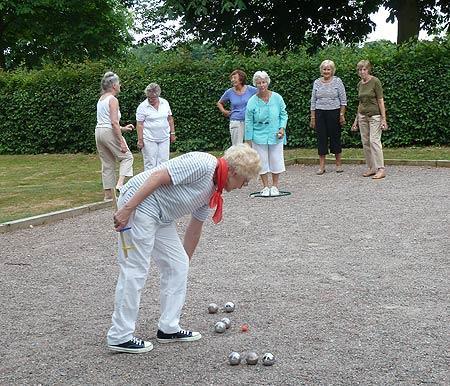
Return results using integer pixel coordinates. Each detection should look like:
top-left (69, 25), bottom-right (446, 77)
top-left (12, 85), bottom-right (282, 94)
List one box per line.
top-left (245, 71), bottom-right (288, 197)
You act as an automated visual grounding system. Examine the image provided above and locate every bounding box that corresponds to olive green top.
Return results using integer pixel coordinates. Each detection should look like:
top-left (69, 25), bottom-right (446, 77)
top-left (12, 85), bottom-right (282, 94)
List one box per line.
top-left (357, 76), bottom-right (383, 116)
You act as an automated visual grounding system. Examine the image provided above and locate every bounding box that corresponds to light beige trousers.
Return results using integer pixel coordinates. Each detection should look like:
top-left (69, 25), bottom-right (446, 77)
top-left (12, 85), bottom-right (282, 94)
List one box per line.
top-left (358, 114), bottom-right (385, 171)
top-left (95, 126), bottom-right (133, 189)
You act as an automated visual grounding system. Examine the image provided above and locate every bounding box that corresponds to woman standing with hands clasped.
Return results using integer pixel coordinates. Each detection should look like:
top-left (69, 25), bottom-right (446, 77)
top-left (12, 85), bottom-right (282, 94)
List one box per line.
top-left (95, 72), bottom-right (134, 200)
top-left (245, 71), bottom-right (288, 197)
top-left (351, 60), bottom-right (388, 179)
top-left (310, 60), bottom-right (347, 174)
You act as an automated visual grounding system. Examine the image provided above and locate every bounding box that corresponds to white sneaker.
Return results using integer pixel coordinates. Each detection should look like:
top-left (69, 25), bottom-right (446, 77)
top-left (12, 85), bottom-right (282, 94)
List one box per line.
top-left (260, 187), bottom-right (270, 197)
top-left (270, 186), bottom-right (280, 196)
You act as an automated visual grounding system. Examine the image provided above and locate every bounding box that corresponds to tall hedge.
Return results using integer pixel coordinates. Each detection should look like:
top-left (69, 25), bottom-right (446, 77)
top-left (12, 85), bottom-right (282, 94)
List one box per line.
top-left (0, 39), bottom-right (449, 154)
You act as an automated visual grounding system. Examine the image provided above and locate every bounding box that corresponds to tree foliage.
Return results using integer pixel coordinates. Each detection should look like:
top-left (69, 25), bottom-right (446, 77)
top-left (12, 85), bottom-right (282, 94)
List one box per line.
top-left (0, 0), bottom-right (133, 69)
top-left (136, 0), bottom-right (450, 51)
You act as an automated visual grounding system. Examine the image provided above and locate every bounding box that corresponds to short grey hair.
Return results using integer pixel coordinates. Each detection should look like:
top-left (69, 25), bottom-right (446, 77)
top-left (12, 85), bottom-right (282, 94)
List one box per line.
top-left (101, 72), bottom-right (119, 92)
top-left (320, 60), bottom-right (336, 76)
top-left (252, 71), bottom-right (271, 86)
top-left (145, 83), bottom-right (161, 97)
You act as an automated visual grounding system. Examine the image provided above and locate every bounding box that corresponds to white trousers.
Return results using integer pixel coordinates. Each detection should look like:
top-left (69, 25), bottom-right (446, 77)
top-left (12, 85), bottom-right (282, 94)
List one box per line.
top-left (107, 207), bottom-right (189, 345)
top-left (229, 120), bottom-right (245, 145)
top-left (252, 142), bottom-right (286, 174)
top-left (142, 138), bottom-right (170, 171)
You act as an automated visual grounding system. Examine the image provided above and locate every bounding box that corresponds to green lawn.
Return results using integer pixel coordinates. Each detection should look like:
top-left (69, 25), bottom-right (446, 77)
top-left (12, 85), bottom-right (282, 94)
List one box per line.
top-left (1, 146), bottom-right (449, 223)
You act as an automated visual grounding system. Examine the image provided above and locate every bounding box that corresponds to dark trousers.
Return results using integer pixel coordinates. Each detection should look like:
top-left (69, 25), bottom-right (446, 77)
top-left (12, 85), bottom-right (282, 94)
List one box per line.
top-left (316, 109), bottom-right (342, 156)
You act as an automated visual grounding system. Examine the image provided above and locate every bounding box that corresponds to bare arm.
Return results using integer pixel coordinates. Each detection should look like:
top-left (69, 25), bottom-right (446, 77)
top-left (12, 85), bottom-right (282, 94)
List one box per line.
top-left (136, 121), bottom-right (144, 149)
top-left (168, 115), bottom-right (176, 142)
top-left (339, 106), bottom-right (346, 126)
top-left (183, 216), bottom-right (204, 260)
top-left (109, 97), bottom-right (128, 153)
top-left (113, 168), bottom-right (172, 231)
top-left (377, 98), bottom-right (388, 129)
top-left (216, 101), bottom-right (230, 117)
top-left (310, 110), bottom-right (316, 129)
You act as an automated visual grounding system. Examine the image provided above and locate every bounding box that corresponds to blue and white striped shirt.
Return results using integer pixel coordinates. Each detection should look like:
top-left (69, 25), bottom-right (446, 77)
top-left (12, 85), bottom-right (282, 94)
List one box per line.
top-left (120, 152), bottom-right (217, 222)
top-left (310, 76), bottom-right (347, 111)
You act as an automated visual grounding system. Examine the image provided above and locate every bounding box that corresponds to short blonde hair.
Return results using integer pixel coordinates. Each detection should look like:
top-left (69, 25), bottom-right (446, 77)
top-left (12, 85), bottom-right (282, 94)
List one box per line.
top-left (145, 83), bottom-right (161, 97)
top-left (252, 71), bottom-right (271, 86)
top-left (357, 60), bottom-right (372, 73)
top-left (320, 60), bottom-right (336, 75)
top-left (224, 144), bottom-right (261, 180)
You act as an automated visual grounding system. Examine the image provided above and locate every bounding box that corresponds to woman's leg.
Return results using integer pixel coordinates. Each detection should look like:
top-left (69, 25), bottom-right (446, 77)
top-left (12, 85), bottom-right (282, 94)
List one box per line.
top-left (107, 210), bottom-right (157, 345)
top-left (358, 113), bottom-right (375, 175)
top-left (315, 110), bottom-right (328, 173)
top-left (152, 222), bottom-right (190, 334)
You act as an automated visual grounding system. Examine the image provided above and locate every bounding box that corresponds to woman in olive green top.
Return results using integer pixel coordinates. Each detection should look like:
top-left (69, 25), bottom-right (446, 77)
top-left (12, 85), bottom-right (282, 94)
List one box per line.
top-left (351, 60), bottom-right (388, 179)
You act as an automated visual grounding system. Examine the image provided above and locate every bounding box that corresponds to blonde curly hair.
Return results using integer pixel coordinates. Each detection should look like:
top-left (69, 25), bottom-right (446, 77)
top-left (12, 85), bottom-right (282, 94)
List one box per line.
top-left (223, 144), bottom-right (261, 180)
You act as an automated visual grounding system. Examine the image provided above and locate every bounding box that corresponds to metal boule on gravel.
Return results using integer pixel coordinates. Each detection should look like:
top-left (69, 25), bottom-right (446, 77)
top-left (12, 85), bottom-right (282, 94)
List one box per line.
top-left (214, 321), bottom-right (226, 333)
top-left (262, 352), bottom-right (276, 366)
top-left (224, 301), bottom-right (235, 313)
top-left (245, 351), bottom-right (258, 365)
top-left (228, 351), bottom-right (241, 365)
top-left (208, 303), bottom-right (219, 314)
top-left (221, 317), bottom-right (231, 329)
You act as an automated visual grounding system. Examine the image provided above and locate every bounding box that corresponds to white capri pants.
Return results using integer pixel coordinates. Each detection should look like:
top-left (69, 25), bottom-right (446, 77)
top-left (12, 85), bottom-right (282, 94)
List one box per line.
top-left (95, 126), bottom-right (133, 189)
top-left (107, 206), bottom-right (189, 345)
top-left (142, 138), bottom-right (170, 171)
top-left (252, 142), bottom-right (286, 174)
top-left (229, 120), bottom-right (245, 145)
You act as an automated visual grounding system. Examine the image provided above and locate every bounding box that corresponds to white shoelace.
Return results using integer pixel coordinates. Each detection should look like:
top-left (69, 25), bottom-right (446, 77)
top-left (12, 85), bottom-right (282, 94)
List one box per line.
top-left (131, 337), bottom-right (143, 345)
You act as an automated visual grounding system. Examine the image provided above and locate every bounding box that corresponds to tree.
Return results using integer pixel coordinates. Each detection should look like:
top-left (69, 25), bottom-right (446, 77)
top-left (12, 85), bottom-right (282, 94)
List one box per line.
top-left (382, 0), bottom-right (450, 43)
top-left (136, 0), bottom-right (450, 51)
top-left (0, 0), bottom-right (133, 69)
top-left (135, 0), bottom-right (379, 52)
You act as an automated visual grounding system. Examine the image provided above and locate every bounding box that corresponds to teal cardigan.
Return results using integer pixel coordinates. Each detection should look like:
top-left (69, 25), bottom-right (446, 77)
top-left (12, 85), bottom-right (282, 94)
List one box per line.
top-left (244, 92), bottom-right (288, 145)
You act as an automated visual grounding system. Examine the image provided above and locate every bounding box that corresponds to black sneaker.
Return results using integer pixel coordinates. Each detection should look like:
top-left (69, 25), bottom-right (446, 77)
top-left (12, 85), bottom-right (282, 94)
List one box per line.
top-left (108, 336), bottom-right (154, 354)
top-left (156, 329), bottom-right (202, 343)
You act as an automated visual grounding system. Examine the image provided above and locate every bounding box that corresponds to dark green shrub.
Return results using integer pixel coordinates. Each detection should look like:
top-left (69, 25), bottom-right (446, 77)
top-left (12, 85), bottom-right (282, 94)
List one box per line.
top-left (0, 38), bottom-right (448, 154)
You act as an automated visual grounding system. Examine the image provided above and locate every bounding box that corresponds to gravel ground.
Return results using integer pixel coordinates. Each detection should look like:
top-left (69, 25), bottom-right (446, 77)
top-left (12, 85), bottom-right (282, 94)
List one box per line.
top-left (1, 164), bottom-right (449, 386)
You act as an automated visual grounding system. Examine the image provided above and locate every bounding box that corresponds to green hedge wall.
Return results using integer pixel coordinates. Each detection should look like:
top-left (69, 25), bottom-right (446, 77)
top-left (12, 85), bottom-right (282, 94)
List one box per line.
top-left (0, 39), bottom-right (449, 154)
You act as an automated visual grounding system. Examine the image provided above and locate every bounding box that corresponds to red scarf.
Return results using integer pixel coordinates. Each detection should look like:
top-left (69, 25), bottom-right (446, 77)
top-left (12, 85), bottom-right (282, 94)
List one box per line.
top-left (209, 157), bottom-right (228, 224)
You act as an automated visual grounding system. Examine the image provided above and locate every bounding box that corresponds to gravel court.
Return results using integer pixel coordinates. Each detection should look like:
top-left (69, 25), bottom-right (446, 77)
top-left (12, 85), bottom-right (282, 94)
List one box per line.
top-left (1, 164), bottom-right (449, 385)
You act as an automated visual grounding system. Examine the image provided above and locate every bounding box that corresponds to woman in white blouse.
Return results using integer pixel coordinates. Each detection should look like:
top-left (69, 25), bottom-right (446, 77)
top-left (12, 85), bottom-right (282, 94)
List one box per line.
top-left (136, 83), bottom-right (176, 171)
top-left (310, 60), bottom-right (347, 175)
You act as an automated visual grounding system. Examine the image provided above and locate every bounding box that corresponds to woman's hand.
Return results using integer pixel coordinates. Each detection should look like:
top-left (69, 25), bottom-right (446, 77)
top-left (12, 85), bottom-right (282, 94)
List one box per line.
top-left (380, 118), bottom-right (388, 131)
top-left (121, 124), bottom-right (134, 132)
top-left (339, 115), bottom-right (346, 126)
top-left (113, 207), bottom-right (132, 231)
top-left (137, 139), bottom-right (144, 150)
top-left (309, 117), bottom-right (316, 129)
top-left (277, 128), bottom-right (285, 139)
top-left (351, 119), bottom-right (359, 132)
top-left (223, 110), bottom-right (231, 117)
top-left (120, 138), bottom-right (128, 153)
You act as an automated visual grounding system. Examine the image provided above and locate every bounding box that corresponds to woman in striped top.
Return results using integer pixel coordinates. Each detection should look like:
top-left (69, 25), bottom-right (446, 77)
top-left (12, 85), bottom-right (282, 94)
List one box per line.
top-left (310, 60), bottom-right (347, 175)
top-left (107, 144), bottom-right (261, 354)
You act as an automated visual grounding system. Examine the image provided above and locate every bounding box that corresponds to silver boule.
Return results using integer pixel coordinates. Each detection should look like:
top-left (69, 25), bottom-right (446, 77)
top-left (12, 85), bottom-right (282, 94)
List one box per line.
top-left (214, 321), bottom-right (226, 333)
top-left (245, 351), bottom-right (259, 365)
top-left (208, 303), bottom-right (219, 314)
top-left (224, 301), bottom-right (235, 313)
top-left (228, 351), bottom-right (241, 365)
top-left (262, 352), bottom-right (276, 366)
top-left (221, 317), bottom-right (231, 329)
